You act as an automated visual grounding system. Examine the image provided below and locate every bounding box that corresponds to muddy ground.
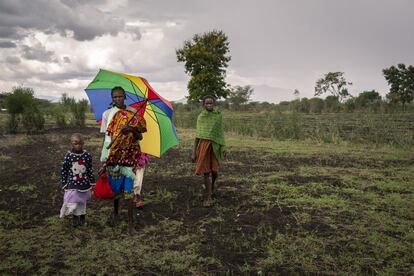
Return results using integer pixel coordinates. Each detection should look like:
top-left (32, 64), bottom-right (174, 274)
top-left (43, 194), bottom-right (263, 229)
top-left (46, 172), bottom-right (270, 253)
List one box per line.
top-left (0, 127), bottom-right (413, 274)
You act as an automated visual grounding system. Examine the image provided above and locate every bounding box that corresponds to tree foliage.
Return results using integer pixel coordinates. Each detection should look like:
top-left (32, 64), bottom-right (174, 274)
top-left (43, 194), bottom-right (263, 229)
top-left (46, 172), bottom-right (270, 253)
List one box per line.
top-left (228, 85), bottom-right (253, 110)
top-left (293, 89), bottom-right (300, 98)
top-left (4, 87), bottom-right (35, 115)
top-left (4, 86), bottom-right (44, 133)
top-left (354, 90), bottom-right (381, 109)
top-left (176, 30), bottom-right (231, 102)
top-left (58, 93), bottom-right (88, 127)
top-left (314, 72), bottom-right (352, 101)
top-left (383, 64), bottom-right (414, 110)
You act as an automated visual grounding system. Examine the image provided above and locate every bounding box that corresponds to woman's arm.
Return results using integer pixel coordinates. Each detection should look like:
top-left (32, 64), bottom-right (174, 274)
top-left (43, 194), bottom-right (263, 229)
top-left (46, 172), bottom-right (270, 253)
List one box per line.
top-left (191, 138), bottom-right (200, 162)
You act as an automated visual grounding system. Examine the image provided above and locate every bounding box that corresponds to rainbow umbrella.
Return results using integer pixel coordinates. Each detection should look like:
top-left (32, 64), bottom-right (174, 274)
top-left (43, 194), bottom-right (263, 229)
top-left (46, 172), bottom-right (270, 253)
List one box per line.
top-left (85, 69), bottom-right (179, 157)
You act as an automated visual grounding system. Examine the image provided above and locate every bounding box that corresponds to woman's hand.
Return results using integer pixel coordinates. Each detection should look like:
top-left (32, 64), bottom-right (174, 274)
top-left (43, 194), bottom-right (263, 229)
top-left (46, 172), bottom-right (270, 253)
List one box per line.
top-left (121, 125), bottom-right (131, 134)
top-left (191, 151), bottom-right (197, 163)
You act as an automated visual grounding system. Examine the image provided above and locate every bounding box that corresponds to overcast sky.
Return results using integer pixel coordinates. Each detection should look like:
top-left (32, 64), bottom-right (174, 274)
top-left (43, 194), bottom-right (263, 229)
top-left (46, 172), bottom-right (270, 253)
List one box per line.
top-left (1, 0), bottom-right (413, 103)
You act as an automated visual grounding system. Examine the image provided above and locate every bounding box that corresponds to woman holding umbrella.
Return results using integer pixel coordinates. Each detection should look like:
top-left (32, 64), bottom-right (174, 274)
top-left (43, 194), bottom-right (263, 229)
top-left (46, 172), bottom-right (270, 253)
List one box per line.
top-left (100, 86), bottom-right (149, 234)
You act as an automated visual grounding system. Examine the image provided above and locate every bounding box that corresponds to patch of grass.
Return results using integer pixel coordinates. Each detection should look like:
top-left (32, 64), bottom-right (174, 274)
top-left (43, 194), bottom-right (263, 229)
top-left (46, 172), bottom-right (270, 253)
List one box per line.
top-left (0, 135), bottom-right (29, 148)
top-left (0, 211), bottom-right (19, 228)
top-left (0, 154), bottom-right (11, 161)
top-left (146, 187), bottom-right (178, 204)
top-left (259, 232), bottom-right (334, 274)
top-left (1, 125), bottom-right (413, 274)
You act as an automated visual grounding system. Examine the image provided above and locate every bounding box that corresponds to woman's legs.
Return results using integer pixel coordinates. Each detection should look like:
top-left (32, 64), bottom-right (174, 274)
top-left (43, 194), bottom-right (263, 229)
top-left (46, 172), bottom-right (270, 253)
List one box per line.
top-left (133, 167), bottom-right (145, 207)
top-left (212, 171), bottom-right (218, 194)
top-left (128, 198), bottom-right (136, 234)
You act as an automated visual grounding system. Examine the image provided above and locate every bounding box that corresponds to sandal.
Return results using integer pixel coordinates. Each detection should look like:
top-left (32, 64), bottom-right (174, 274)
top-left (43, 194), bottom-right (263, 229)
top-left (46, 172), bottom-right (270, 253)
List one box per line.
top-left (134, 196), bottom-right (145, 208)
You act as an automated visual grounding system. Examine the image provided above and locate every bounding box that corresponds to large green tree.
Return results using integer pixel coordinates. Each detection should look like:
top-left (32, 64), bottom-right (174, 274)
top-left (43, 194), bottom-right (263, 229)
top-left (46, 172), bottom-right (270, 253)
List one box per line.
top-left (314, 72), bottom-right (352, 102)
top-left (176, 30), bottom-right (231, 102)
top-left (383, 64), bottom-right (414, 110)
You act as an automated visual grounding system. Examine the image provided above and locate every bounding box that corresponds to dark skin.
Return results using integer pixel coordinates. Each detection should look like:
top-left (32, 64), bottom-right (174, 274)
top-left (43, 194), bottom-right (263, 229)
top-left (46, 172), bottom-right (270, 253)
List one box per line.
top-left (191, 97), bottom-right (225, 206)
top-left (112, 90), bottom-right (143, 141)
top-left (108, 89), bottom-right (143, 234)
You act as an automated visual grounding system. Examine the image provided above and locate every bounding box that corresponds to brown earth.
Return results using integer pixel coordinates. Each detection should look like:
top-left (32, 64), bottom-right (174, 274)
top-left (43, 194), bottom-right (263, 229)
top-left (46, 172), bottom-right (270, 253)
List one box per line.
top-left (0, 127), bottom-right (411, 274)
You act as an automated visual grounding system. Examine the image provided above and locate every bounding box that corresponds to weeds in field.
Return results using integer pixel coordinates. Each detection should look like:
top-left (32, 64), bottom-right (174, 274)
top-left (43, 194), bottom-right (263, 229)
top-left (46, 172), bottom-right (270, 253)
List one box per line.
top-left (175, 111), bottom-right (414, 147)
top-left (0, 128), bottom-right (413, 274)
top-left (0, 154), bottom-right (11, 161)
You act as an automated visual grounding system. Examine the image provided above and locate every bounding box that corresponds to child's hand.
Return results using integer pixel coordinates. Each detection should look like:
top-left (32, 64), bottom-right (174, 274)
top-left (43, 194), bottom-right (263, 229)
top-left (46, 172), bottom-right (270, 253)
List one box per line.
top-left (98, 164), bottom-right (106, 175)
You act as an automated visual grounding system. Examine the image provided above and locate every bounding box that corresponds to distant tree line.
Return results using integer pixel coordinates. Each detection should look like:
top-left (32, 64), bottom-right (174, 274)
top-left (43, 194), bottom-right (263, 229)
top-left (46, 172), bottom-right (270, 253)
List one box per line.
top-left (172, 90), bottom-right (413, 114)
top-left (176, 30), bottom-right (414, 112)
top-left (0, 87), bottom-right (89, 134)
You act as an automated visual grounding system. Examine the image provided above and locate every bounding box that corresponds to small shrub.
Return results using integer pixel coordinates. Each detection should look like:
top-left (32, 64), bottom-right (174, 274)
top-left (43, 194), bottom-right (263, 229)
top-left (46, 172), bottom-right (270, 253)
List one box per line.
top-left (22, 107), bottom-right (45, 133)
top-left (6, 114), bottom-right (19, 133)
top-left (52, 105), bottom-right (67, 127)
top-left (70, 99), bottom-right (88, 127)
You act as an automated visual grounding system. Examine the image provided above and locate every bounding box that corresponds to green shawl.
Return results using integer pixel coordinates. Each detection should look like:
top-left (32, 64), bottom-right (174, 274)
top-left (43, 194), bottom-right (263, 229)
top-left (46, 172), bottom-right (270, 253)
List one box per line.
top-left (196, 109), bottom-right (225, 160)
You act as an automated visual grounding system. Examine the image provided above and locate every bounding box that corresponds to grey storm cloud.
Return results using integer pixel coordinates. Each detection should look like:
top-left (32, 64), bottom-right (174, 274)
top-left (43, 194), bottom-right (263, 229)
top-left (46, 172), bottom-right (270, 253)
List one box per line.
top-left (0, 0), bottom-right (134, 41)
top-left (21, 44), bottom-right (55, 62)
top-left (5, 56), bottom-right (20, 64)
top-left (63, 56), bottom-right (71, 63)
top-left (0, 40), bottom-right (16, 48)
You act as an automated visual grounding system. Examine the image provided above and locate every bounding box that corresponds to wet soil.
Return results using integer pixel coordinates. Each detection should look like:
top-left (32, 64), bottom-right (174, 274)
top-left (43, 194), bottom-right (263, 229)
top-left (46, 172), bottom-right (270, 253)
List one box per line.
top-left (0, 127), bottom-right (409, 273)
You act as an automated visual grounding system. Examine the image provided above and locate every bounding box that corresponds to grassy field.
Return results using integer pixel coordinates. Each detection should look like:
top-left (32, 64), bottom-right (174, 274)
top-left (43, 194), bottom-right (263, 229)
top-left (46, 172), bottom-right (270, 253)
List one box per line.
top-left (0, 123), bottom-right (413, 274)
top-left (175, 110), bottom-right (414, 147)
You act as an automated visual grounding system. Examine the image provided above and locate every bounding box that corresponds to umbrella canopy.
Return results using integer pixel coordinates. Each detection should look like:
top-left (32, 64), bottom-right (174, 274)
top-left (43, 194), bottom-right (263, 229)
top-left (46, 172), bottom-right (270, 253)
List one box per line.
top-left (85, 69), bottom-right (179, 157)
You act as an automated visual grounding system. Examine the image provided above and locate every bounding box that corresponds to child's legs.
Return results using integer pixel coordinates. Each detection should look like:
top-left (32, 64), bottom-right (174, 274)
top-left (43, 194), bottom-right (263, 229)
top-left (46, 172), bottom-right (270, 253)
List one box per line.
top-left (133, 167), bottom-right (145, 196)
top-left (212, 171), bottom-right (218, 191)
top-left (73, 202), bottom-right (86, 216)
top-left (114, 198), bottom-right (120, 215)
top-left (204, 173), bottom-right (213, 199)
top-left (127, 198), bottom-right (135, 230)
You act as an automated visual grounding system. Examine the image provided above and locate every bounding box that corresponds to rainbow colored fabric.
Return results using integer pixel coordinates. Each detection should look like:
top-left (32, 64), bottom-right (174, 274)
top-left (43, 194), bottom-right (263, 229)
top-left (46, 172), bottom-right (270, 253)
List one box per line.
top-left (85, 69), bottom-right (179, 157)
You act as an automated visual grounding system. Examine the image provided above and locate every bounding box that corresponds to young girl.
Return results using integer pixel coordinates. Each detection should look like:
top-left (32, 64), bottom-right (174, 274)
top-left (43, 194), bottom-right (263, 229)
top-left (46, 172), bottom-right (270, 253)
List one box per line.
top-left (60, 133), bottom-right (95, 226)
top-left (191, 95), bottom-right (226, 207)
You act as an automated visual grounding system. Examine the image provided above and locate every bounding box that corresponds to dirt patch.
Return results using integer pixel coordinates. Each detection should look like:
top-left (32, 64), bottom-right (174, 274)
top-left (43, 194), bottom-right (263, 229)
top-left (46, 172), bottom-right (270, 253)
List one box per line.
top-left (1, 127), bottom-right (412, 274)
top-left (284, 175), bottom-right (344, 186)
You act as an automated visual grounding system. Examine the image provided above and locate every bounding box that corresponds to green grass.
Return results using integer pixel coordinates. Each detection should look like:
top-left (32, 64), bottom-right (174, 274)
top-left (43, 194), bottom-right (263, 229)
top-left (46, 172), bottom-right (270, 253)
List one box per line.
top-left (175, 110), bottom-right (414, 146)
top-left (0, 126), bottom-right (413, 274)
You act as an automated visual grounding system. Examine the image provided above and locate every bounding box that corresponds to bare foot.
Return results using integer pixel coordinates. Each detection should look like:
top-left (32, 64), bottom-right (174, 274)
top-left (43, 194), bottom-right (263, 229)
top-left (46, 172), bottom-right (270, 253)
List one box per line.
top-left (108, 212), bottom-right (119, 226)
top-left (128, 226), bottom-right (137, 235)
top-left (203, 198), bottom-right (214, 207)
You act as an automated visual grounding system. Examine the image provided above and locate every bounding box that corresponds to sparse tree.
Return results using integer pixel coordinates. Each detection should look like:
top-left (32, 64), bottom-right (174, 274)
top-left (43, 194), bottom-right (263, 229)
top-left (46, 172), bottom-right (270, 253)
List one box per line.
top-left (176, 30), bottom-right (231, 102)
top-left (383, 64), bottom-right (414, 110)
top-left (228, 85), bottom-right (253, 110)
top-left (314, 72), bottom-right (352, 102)
top-left (293, 89), bottom-right (300, 98)
top-left (58, 93), bottom-right (88, 127)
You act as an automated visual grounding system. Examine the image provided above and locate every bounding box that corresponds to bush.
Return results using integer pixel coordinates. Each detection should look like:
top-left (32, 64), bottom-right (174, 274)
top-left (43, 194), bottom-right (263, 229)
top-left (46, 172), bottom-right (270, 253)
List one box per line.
top-left (70, 99), bottom-right (88, 127)
top-left (6, 114), bottom-right (19, 134)
top-left (54, 110), bottom-right (67, 128)
top-left (60, 94), bottom-right (89, 127)
top-left (4, 86), bottom-right (45, 133)
top-left (22, 107), bottom-right (45, 134)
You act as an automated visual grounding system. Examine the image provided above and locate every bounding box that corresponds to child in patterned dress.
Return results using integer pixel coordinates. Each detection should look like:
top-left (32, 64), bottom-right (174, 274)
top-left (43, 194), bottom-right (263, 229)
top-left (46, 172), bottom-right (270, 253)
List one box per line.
top-left (60, 133), bottom-right (95, 227)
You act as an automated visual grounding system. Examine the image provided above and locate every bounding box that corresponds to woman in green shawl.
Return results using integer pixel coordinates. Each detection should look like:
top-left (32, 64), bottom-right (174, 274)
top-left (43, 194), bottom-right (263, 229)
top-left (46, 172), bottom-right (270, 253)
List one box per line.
top-left (191, 95), bottom-right (225, 207)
